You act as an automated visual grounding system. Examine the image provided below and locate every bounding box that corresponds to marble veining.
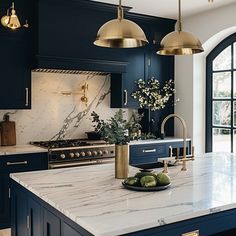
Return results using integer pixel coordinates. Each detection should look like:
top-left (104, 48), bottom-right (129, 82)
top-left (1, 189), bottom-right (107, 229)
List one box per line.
top-left (0, 72), bottom-right (130, 144)
top-left (10, 153), bottom-right (236, 236)
top-left (0, 145), bottom-right (47, 156)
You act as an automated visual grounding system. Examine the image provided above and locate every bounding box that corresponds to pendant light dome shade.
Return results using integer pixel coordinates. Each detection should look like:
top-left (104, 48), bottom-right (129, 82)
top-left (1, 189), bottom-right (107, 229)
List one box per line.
top-left (157, 31), bottom-right (204, 55)
top-left (94, 0), bottom-right (148, 48)
top-left (94, 18), bottom-right (148, 48)
top-left (157, 0), bottom-right (204, 55)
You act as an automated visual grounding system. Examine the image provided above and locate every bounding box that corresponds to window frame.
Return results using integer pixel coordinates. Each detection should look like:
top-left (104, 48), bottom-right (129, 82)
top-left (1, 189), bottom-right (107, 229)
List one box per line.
top-left (206, 33), bottom-right (236, 152)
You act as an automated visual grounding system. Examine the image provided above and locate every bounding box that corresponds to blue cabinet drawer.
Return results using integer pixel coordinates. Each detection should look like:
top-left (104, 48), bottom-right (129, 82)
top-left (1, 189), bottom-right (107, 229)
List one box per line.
top-left (130, 144), bottom-right (168, 165)
top-left (0, 153), bottom-right (48, 173)
top-left (130, 144), bottom-right (168, 157)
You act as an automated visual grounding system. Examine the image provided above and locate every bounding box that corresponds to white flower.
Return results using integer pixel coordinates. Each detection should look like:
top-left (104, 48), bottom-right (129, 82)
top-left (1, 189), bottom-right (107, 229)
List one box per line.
top-left (131, 78), bottom-right (175, 111)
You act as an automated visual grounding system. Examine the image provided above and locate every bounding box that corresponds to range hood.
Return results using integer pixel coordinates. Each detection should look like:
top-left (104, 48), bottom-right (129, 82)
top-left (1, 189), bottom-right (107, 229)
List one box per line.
top-left (34, 55), bottom-right (127, 75)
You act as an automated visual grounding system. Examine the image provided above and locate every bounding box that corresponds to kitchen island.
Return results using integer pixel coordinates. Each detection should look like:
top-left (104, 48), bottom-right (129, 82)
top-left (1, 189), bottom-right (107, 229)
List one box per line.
top-left (10, 153), bottom-right (236, 236)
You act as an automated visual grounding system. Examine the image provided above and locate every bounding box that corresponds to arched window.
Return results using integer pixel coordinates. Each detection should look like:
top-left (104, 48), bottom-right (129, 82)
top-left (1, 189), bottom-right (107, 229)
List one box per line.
top-left (206, 33), bottom-right (236, 152)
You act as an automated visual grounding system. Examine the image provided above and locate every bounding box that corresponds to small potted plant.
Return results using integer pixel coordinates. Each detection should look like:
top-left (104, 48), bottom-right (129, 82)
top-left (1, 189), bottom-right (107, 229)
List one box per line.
top-left (91, 109), bottom-right (130, 179)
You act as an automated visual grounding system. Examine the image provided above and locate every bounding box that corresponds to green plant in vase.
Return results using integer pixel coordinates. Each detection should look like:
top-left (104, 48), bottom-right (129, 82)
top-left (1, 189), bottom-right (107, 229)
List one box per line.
top-left (91, 109), bottom-right (129, 179)
top-left (91, 109), bottom-right (129, 145)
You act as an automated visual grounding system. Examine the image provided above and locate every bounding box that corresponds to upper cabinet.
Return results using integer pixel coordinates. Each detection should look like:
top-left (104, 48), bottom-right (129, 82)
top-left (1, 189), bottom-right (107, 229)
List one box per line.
top-left (0, 0), bottom-right (36, 109)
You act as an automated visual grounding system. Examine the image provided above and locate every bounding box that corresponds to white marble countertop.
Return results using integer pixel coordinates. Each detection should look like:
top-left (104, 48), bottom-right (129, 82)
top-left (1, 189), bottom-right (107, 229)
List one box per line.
top-left (10, 153), bottom-right (236, 236)
top-left (0, 144), bottom-right (47, 155)
top-left (129, 137), bottom-right (191, 145)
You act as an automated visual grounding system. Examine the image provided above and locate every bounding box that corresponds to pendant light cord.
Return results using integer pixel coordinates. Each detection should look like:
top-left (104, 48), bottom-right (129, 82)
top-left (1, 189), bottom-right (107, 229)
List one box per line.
top-left (117, 0), bottom-right (124, 20)
top-left (178, 0), bottom-right (182, 32)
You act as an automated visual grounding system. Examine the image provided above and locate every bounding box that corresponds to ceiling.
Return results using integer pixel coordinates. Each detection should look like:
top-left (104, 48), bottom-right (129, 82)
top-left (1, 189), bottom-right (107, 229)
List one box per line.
top-left (92, 0), bottom-right (236, 19)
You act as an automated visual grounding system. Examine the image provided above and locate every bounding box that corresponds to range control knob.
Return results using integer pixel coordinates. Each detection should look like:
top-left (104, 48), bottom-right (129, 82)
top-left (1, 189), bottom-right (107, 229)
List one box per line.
top-left (60, 154), bottom-right (66, 159)
top-left (75, 152), bottom-right (80, 158)
top-left (98, 150), bottom-right (103, 156)
top-left (69, 153), bottom-right (75, 158)
top-left (103, 150), bottom-right (109, 155)
top-left (80, 152), bottom-right (86, 157)
top-left (87, 151), bottom-right (92, 156)
top-left (92, 151), bottom-right (98, 156)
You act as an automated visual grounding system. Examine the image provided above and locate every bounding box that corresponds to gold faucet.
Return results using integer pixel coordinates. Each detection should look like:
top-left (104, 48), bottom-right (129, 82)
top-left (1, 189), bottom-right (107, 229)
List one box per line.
top-left (161, 114), bottom-right (187, 171)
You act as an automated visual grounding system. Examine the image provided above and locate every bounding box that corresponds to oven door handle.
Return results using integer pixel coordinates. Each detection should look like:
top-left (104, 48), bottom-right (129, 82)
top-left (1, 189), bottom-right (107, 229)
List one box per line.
top-left (49, 159), bottom-right (114, 169)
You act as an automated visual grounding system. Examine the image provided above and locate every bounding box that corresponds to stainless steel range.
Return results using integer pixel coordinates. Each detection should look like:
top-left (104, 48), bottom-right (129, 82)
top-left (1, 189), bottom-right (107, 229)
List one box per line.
top-left (31, 139), bottom-right (115, 169)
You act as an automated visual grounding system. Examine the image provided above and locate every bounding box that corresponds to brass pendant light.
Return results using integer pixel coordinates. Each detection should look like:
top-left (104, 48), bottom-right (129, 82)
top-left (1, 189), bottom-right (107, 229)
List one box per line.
top-left (1, 2), bottom-right (28, 30)
top-left (94, 0), bottom-right (148, 48)
top-left (157, 0), bottom-right (204, 55)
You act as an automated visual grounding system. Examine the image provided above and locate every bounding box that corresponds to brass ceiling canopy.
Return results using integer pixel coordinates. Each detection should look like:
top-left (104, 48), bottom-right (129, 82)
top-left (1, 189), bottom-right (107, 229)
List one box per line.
top-left (94, 0), bottom-right (148, 48)
top-left (1, 2), bottom-right (28, 30)
top-left (157, 0), bottom-right (204, 55)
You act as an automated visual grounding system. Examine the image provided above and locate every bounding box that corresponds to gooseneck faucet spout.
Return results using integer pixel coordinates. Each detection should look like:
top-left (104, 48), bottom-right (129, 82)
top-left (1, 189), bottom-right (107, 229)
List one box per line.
top-left (161, 114), bottom-right (187, 171)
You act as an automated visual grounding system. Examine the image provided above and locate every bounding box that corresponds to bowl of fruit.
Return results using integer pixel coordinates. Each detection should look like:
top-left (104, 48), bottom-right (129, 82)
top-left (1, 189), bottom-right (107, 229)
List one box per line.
top-left (122, 169), bottom-right (171, 191)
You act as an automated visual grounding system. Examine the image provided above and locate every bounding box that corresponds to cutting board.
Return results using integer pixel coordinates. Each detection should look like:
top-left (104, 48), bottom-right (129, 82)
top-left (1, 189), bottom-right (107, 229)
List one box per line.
top-left (0, 114), bottom-right (16, 146)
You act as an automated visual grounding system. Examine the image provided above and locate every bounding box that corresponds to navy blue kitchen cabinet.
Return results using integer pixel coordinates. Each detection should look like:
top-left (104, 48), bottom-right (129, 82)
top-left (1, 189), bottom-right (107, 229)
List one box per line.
top-left (28, 198), bottom-right (42, 236)
top-left (11, 179), bottom-right (236, 236)
top-left (62, 222), bottom-right (82, 236)
top-left (11, 181), bottom-right (91, 236)
top-left (43, 208), bottom-right (61, 236)
top-left (0, 174), bottom-right (9, 229)
top-left (130, 143), bottom-right (168, 166)
top-left (129, 140), bottom-right (192, 167)
top-left (0, 152), bottom-right (48, 229)
top-left (111, 49), bottom-right (145, 108)
top-left (0, 0), bottom-right (35, 109)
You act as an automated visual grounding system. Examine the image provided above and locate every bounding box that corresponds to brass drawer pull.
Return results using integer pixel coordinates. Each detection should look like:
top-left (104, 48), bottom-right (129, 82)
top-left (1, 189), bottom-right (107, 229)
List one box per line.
top-left (7, 161), bottom-right (28, 166)
top-left (142, 149), bottom-right (156, 153)
top-left (182, 230), bottom-right (199, 236)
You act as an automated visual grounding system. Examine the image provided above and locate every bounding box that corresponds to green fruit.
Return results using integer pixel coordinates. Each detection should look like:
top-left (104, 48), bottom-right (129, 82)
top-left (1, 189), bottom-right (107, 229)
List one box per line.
top-left (140, 176), bottom-right (157, 187)
top-left (135, 171), bottom-right (156, 179)
top-left (156, 173), bottom-right (171, 186)
top-left (124, 177), bottom-right (140, 186)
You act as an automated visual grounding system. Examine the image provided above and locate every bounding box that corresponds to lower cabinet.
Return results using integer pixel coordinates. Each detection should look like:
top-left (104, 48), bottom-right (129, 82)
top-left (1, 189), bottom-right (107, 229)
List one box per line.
top-left (62, 222), bottom-right (81, 236)
top-left (129, 140), bottom-right (192, 167)
top-left (11, 181), bottom-right (90, 236)
top-left (29, 198), bottom-right (42, 236)
top-left (43, 208), bottom-right (61, 236)
top-left (0, 174), bottom-right (10, 229)
top-left (0, 152), bottom-right (48, 229)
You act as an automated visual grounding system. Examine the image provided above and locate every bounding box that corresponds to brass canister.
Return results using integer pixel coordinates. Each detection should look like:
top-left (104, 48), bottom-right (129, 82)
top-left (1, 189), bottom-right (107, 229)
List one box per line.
top-left (115, 144), bottom-right (129, 179)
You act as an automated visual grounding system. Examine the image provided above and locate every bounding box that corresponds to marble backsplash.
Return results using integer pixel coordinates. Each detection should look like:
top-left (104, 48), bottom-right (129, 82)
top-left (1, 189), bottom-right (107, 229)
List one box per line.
top-left (0, 72), bottom-right (131, 145)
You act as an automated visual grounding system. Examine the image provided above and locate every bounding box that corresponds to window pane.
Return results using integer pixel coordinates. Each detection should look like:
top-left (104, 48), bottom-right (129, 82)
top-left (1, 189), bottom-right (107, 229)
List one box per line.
top-left (234, 102), bottom-right (236, 127)
top-left (213, 128), bottom-right (231, 152)
top-left (213, 101), bottom-right (231, 126)
top-left (234, 72), bottom-right (236, 98)
top-left (234, 130), bottom-right (236, 152)
top-left (234, 43), bottom-right (236, 69)
top-left (213, 72), bottom-right (231, 98)
top-left (213, 45), bottom-right (231, 71)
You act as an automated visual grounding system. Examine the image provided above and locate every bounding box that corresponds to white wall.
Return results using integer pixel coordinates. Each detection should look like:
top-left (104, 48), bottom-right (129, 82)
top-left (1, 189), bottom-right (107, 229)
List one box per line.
top-left (175, 3), bottom-right (236, 154)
